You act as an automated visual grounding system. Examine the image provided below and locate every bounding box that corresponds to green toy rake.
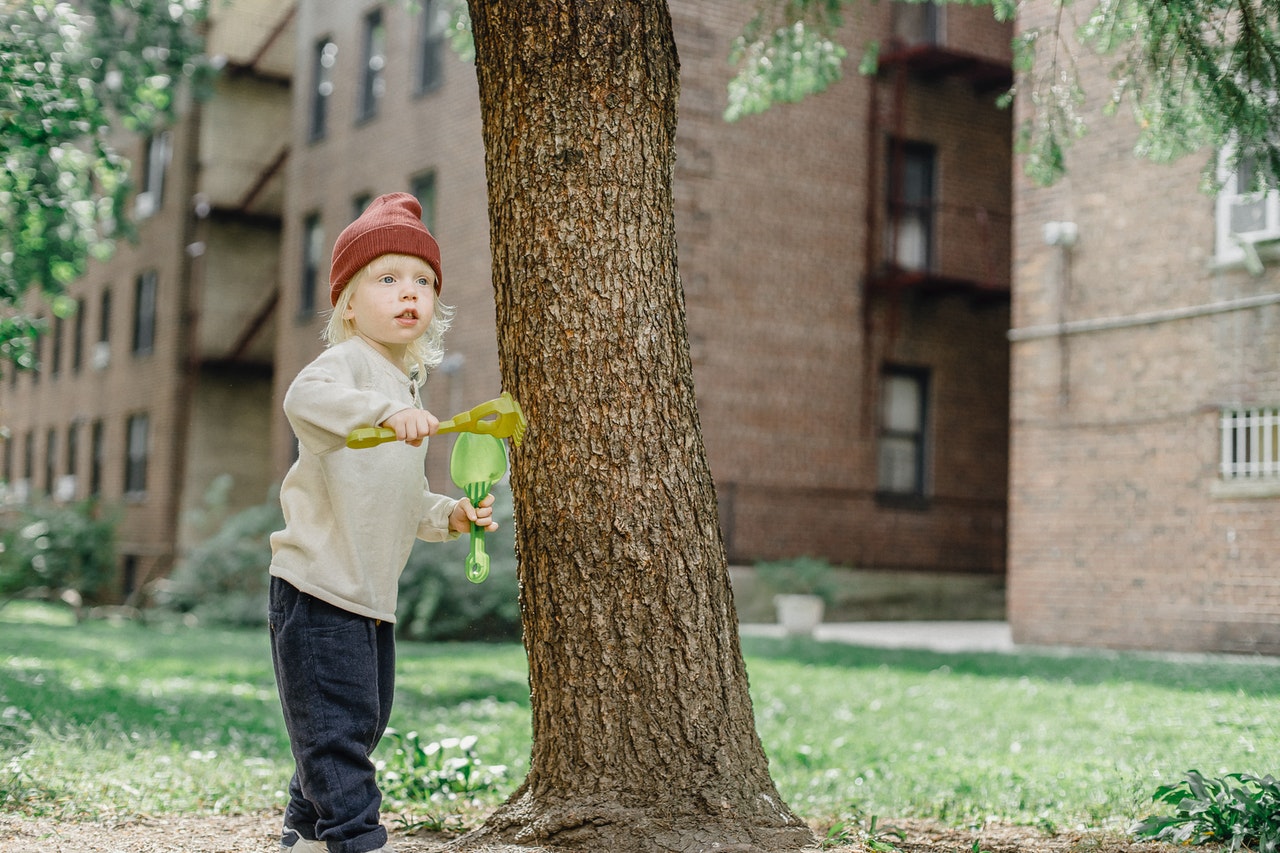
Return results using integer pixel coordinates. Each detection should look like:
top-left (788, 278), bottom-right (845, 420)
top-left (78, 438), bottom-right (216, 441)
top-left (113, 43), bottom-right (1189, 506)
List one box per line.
top-left (346, 392), bottom-right (526, 449)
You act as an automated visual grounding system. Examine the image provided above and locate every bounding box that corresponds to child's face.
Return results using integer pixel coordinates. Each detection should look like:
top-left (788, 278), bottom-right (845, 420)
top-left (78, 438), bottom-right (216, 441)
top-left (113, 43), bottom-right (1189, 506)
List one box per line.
top-left (343, 253), bottom-right (437, 361)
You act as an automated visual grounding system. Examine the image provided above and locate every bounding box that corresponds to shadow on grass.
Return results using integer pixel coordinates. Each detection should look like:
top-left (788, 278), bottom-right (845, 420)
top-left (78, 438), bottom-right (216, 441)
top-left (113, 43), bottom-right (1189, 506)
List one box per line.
top-left (738, 634), bottom-right (1280, 696)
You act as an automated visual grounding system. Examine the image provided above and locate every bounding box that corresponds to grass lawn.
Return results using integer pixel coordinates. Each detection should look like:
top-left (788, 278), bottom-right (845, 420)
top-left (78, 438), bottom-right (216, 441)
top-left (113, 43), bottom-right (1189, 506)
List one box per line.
top-left (2, 602), bottom-right (1277, 834)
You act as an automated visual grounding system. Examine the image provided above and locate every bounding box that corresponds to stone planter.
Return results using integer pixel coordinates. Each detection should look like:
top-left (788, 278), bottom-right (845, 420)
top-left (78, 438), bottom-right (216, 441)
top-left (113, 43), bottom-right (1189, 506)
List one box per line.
top-left (774, 593), bottom-right (824, 637)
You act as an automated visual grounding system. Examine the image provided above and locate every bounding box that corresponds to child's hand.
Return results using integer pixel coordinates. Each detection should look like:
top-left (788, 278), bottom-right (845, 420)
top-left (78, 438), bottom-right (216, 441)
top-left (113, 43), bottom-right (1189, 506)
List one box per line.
top-left (450, 493), bottom-right (498, 534)
top-left (381, 407), bottom-right (439, 446)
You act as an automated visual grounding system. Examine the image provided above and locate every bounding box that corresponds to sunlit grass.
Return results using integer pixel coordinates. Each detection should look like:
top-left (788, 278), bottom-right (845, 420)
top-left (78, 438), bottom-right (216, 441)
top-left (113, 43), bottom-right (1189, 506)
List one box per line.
top-left (3, 602), bottom-right (1278, 832)
top-left (742, 637), bottom-right (1280, 830)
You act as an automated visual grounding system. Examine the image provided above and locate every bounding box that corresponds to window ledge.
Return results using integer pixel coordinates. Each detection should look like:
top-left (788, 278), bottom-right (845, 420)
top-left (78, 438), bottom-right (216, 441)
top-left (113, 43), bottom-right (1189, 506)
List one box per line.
top-left (1211, 237), bottom-right (1280, 273)
top-left (1211, 478), bottom-right (1280, 500)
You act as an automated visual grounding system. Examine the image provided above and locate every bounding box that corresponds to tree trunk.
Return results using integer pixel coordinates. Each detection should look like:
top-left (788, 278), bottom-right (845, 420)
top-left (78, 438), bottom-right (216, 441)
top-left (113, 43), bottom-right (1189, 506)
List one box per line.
top-left (461, 2), bottom-right (814, 851)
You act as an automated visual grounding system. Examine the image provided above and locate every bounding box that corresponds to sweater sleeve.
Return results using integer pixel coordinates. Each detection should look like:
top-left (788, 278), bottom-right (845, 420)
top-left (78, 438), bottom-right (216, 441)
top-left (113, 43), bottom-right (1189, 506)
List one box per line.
top-left (283, 354), bottom-right (408, 455)
top-left (417, 487), bottom-right (462, 542)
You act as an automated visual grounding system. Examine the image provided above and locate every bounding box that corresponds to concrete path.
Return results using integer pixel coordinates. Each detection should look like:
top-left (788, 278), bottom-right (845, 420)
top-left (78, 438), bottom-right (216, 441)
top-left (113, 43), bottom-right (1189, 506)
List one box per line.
top-left (740, 620), bottom-right (1016, 653)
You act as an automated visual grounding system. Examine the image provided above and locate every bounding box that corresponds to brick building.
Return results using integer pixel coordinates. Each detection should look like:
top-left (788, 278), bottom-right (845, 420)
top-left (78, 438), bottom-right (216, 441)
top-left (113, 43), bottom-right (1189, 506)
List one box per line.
top-left (276, 0), bottom-right (1013, 588)
top-left (0, 0), bottom-right (294, 599)
top-left (3, 0), bottom-right (1013, 615)
top-left (1007, 0), bottom-right (1280, 653)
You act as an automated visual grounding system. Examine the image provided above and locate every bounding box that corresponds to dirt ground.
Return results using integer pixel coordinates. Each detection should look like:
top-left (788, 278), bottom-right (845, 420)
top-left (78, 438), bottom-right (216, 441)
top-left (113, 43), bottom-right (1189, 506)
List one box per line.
top-left (0, 813), bottom-right (1187, 853)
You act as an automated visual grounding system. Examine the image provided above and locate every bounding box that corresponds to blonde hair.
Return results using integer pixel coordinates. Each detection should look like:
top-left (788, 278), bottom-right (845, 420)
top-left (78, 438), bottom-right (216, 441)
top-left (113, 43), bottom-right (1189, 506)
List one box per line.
top-left (324, 261), bottom-right (455, 378)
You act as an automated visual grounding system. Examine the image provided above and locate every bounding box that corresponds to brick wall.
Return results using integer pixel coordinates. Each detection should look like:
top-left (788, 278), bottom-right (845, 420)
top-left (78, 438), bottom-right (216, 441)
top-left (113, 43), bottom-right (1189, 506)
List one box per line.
top-left (1008, 0), bottom-right (1280, 653)
top-left (276, 0), bottom-right (1013, 583)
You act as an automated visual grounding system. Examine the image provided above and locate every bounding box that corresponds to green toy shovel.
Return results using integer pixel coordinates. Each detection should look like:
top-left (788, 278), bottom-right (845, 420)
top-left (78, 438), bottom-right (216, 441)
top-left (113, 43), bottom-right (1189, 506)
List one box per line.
top-left (449, 433), bottom-right (507, 584)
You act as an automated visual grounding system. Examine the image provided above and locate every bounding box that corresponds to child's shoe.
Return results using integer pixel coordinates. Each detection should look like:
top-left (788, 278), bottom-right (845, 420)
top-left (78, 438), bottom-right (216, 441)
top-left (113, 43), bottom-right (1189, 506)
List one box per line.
top-left (280, 826), bottom-right (326, 852)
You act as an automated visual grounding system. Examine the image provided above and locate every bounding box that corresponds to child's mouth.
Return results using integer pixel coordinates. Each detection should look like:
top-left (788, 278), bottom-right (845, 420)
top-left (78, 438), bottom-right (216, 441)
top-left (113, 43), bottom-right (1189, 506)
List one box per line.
top-left (396, 310), bottom-right (419, 321)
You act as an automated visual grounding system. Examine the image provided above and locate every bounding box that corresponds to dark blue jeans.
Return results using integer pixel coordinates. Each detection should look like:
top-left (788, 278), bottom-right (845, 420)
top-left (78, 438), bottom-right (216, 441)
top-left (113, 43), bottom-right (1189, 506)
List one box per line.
top-left (269, 577), bottom-right (395, 853)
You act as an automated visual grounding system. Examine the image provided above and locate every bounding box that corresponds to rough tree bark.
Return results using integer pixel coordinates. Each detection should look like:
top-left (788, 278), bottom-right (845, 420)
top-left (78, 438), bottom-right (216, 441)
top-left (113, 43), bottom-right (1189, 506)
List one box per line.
top-left (460, 2), bottom-right (816, 852)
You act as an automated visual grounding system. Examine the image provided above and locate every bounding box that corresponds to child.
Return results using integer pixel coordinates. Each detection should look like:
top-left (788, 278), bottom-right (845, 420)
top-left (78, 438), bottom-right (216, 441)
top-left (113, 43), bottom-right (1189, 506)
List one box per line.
top-left (268, 193), bottom-right (496, 853)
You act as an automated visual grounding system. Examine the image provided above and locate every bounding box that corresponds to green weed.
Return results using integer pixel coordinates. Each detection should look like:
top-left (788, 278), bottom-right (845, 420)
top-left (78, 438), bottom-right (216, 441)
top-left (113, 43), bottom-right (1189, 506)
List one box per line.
top-left (1133, 770), bottom-right (1280, 852)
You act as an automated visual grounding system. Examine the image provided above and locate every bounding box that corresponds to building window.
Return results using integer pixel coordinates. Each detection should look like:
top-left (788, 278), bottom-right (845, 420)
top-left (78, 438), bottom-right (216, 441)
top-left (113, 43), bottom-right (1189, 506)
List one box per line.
top-left (410, 172), bottom-right (437, 231)
top-left (133, 271), bottom-right (157, 355)
top-left (891, 0), bottom-right (941, 47)
top-left (45, 427), bottom-right (57, 499)
top-left (415, 0), bottom-right (447, 95)
top-left (358, 9), bottom-right (387, 122)
top-left (51, 315), bottom-right (63, 377)
top-left (885, 140), bottom-right (936, 272)
top-left (62, 422), bottom-right (79, 502)
top-left (310, 37), bottom-right (337, 141)
top-left (877, 367), bottom-right (929, 498)
top-left (72, 297), bottom-right (85, 373)
top-left (32, 316), bottom-right (44, 383)
top-left (95, 288), bottom-right (112, 370)
top-left (20, 431), bottom-right (34, 502)
top-left (90, 419), bottom-right (105, 497)
top-left (1216, 151), bottom-right (1280, 267)
top-left (122, 554), bottom-right (140, 599)
top-left (1220, 406), bottom-right (1280, 480)
top-left (351, 193), bottom-right (373, 221)
top-left (135, 131), bottom-right (172, 219)
top-left (301, 213), bottom-right (323, 318)
top-left (125, 413), bottom-right (149, 497)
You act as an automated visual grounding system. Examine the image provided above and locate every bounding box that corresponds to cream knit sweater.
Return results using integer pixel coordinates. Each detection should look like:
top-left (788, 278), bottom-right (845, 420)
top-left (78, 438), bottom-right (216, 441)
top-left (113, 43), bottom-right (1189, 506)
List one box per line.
top-left (269, 337), bottom-right (459, 622)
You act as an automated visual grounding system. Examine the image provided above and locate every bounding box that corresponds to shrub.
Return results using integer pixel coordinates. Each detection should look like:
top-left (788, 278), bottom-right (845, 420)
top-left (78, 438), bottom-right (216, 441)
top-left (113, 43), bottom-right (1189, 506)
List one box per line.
top-left (752, 556), bottom-right (842, 605)
top-left (396, 492), bottom-right (521, 642)
top-left (161, 477), bottom-right (522, 642)
top-left (1133, 770), bottom-right (1280, 853)
top-left (0, 498), bottom-right (118, 607)
top-left (157, 479), bottom-right (282, 626)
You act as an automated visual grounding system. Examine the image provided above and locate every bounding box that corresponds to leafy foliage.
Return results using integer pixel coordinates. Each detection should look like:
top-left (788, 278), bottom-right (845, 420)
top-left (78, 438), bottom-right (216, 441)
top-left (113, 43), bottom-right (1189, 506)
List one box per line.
top-left (0, 499), bottom-right (118, 605)
top-left (752, 555), bottom-right (843, 604)
top-left (397, 490), bottom-right (521, 642)
top-left (377, 731), bottom-right (509, 809)
top-left (727, 0), bottom-right (1280, 189)
top-left (1132, 770), bottom-right (1280, 853)
top-left (158, 477), bottom-right (521, 641)
top-left (157, 479), bottom-right (282, 626)
top-left (0, 0), bottom-right (209, 364)
top-left (726, 1), bottom-right (848, 122)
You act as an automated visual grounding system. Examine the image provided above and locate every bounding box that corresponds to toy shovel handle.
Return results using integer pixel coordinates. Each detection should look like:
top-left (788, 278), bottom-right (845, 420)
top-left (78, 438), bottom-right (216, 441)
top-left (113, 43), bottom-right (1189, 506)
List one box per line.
top-left (463, 481), bottom-right (493, 584)
top-left (466, 528), bottom-right (490, 584)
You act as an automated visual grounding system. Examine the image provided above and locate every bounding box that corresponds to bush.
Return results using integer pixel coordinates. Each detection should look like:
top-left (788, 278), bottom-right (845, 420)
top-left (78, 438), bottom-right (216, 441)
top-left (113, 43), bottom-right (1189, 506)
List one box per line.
top-left (161, 477), bottom-right (522, 642)
top-left (0, 498), bottom-right (118, 606)
top-left (157, 478), bottom-right (282, 626)
top-left (397, 491), bottom-right (521, 642)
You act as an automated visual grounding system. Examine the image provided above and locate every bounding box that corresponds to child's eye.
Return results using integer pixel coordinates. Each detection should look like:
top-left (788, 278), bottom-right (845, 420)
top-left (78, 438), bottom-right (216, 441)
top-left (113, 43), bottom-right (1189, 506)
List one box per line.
top-left (416, 277), bottom-right (432, 288)
top-left (379, 275), bottom-right (396, 285)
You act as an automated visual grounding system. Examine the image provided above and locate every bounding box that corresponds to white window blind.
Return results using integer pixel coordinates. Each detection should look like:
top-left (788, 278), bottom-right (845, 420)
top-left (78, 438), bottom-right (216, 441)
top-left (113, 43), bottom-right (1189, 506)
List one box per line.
top-left (1220, 407), bottom-right (1280, 480)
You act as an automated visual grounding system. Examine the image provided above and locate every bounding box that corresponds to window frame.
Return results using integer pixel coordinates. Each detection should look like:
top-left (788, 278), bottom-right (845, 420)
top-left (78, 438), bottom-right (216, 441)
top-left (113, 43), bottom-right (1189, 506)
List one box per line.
top-left (876, 365), bottom-right (931, 504)
top-left (885, 139), bottom-right (937, 273)
top-left (410, 172), bottom-right (437, 231)
top-left (124, 413), bottom-right (149, 498)
top-left (300, 213), bottom-right (323, 319)
top-left (358, 9), bottom-right (387, 123)
top-left (135, 131), bottom-right (172, 219)
top-left (415, 0), bottom-right (447, 96)
top-left (132, 270), bottom-right (158, 356)
top-left (1215, 148), bottom-right (1280, 265)
top-left (310, 36), bottom-right (337, 141)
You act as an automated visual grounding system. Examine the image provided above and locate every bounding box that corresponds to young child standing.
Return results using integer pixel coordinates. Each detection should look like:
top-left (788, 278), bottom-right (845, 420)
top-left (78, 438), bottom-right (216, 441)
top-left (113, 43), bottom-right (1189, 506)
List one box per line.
top-left (268, 193), bottom-right (496, 853)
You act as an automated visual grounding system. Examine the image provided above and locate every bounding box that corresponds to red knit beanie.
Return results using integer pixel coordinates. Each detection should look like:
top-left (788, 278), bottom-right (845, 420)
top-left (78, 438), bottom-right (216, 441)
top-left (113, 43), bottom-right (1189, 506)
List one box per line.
top-left (329, 192), bottom-right (443, 305)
